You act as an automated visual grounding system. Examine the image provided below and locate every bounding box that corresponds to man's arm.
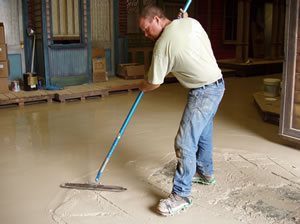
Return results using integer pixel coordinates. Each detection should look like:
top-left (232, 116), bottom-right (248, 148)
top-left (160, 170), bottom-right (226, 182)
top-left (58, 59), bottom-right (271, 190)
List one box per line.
top-left (139, 80), bottom-right (160, 92)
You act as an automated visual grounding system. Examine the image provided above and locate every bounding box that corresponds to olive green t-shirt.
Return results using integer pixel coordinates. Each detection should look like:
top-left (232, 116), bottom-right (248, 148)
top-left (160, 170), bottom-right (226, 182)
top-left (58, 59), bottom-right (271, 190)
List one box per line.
top-left (147, 17), bottom-right (222, 89)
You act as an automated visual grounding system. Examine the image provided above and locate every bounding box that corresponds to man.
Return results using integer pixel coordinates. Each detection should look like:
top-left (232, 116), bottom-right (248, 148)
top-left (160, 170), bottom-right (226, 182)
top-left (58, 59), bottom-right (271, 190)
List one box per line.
top-left (138, 5), bottom-right (225, 216)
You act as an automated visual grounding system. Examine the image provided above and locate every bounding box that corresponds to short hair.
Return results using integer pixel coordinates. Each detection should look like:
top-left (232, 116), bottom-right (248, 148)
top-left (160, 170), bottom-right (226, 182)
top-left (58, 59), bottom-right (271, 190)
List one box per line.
top-left (139, 5), bottom-right (166, 21)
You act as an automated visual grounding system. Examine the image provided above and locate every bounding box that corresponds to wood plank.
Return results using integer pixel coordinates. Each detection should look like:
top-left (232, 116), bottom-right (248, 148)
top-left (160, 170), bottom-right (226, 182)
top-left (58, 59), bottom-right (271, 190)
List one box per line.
top-left (0, 93), bottom-right (9, 100)
top-left (4, 92), bottom-right (18, 99)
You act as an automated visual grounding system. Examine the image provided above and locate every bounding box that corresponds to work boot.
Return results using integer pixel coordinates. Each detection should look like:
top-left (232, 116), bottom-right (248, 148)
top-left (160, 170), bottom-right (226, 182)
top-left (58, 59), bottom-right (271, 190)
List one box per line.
top-left (157, 193), bottom-right (192, 216)
top-left (192, 173), bottom-right (216, 185)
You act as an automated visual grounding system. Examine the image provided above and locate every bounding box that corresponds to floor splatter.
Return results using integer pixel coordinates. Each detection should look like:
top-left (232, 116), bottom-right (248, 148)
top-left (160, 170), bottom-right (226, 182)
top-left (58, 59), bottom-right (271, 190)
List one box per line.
top-left (147, 149), bottom-right (300, 224)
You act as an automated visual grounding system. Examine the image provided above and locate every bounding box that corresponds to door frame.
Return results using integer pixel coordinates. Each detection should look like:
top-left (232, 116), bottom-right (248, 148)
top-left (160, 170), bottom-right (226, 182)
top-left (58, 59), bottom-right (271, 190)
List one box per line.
top-left (279, 0), bottom-right (300, 141)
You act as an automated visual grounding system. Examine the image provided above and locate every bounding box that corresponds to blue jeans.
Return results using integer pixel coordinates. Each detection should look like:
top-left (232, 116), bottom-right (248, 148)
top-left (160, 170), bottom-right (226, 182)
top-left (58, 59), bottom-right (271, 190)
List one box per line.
top-left (172, 78), bottom-right (225, 197)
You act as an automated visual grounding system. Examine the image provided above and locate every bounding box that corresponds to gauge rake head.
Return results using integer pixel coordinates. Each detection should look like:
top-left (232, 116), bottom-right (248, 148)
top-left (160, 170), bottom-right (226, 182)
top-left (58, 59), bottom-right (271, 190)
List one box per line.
top-left (60, 182), bottom-right (127, 192)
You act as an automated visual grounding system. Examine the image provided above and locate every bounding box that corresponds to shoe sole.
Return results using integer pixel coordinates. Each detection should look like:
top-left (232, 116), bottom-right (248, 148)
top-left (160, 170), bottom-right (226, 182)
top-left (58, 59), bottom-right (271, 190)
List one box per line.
top-left (157, 202), bottom-right (193, 216)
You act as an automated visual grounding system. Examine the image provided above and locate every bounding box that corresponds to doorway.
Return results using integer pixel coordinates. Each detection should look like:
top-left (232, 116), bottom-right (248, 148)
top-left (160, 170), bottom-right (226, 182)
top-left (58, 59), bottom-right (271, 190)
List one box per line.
top-left (249, 0), bottom-right (274, 59)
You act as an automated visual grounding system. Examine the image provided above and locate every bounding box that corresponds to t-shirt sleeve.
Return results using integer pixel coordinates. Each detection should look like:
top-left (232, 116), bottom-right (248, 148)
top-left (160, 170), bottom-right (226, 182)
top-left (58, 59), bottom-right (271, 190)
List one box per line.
top-left (147, 52), bottom-right (170, 85)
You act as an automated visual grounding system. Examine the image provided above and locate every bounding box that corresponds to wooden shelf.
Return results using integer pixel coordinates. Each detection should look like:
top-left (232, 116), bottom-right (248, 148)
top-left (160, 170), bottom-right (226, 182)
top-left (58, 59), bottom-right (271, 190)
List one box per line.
top-left (253, 91), bottom-right (280, 125)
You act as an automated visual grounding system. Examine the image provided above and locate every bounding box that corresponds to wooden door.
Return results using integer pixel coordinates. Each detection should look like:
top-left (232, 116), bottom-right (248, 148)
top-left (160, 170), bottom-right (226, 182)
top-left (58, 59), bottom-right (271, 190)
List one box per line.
top-left (0, 0), bottom-right (25, 80)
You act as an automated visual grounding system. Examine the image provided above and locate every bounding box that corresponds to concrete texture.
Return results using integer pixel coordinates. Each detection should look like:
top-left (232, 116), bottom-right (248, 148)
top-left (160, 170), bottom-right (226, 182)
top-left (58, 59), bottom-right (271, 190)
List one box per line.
top-left (0, 75), bottom-right (299, 224)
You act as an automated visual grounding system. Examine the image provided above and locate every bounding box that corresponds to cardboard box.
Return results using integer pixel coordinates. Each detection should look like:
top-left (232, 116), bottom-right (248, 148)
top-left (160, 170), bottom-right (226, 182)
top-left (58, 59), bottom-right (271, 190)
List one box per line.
top-left (0, 23), bottom-right (5, 44)
top-left (0, 61), bottom-right (8, 77)
top-left (118, 63), bottom-right (145, 77)
top-left (0, 44), bottom-right (7, 61)
top-left (93, 72), bottom-right (108, 82)
top-left (92, 57), bottom-right (106, 73)
top-left (0, 77), bottom-right (9, 93)
top-left (92, 48), bottom-right (105, 58)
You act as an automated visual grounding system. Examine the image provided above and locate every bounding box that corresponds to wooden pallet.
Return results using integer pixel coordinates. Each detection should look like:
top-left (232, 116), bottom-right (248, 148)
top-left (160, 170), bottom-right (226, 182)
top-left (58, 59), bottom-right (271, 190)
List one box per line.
top-left (106, 83), bottom-right (139, 94)
top-left (54, 85), bottom-right (109, 102)
top-left (253, 91), bottom-right (280, 125)
top-left (93, 78), bottom-right (140, 94)
top-left (0, 90), bottom-right (54, 107)
top-left (54, 79), bottom-right (141, 102)
top-left (116, 74), bottom-right (144, 80)
top-left (0, 78), bottom-right (142, 107)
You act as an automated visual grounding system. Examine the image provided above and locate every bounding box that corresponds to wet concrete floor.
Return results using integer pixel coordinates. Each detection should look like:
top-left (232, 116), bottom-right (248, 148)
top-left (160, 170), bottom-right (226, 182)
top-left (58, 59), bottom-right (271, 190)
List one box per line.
top-left (0, 75), bottom-right (299, 224)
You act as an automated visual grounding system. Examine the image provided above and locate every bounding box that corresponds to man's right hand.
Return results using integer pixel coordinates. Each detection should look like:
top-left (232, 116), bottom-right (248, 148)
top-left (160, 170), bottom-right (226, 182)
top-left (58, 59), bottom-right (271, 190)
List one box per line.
top-left (178, 8), bottom-right (189, 18)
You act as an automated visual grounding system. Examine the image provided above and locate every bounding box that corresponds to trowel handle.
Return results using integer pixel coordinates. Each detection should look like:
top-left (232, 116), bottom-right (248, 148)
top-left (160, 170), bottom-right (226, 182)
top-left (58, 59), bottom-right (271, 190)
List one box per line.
top-left (95, 91), bottom-right (144, 182)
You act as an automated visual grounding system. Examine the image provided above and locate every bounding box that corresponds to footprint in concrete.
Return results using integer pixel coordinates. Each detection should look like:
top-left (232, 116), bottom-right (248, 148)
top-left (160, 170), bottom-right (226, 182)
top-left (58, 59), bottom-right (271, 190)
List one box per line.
top-left (148, 149), bottom-right (300, 224)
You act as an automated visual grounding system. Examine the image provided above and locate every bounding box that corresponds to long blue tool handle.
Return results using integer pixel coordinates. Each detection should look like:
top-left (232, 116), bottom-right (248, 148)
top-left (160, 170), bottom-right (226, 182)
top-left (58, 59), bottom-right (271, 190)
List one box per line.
top-left (95, 91), bottom-right (144, 182)
top-left (95, 0), bottom-right (192, 183)
top-left (183, 0), bottom-right (192, 12)
top-left (177, 0), bottom-right (192, 18)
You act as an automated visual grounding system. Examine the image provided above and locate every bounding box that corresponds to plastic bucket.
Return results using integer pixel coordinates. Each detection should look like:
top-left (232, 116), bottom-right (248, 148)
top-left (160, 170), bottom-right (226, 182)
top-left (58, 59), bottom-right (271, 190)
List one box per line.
top-left (263, 78), bottom-right (281, 97)
top-left (11, 80), bottom-right (20, 92)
